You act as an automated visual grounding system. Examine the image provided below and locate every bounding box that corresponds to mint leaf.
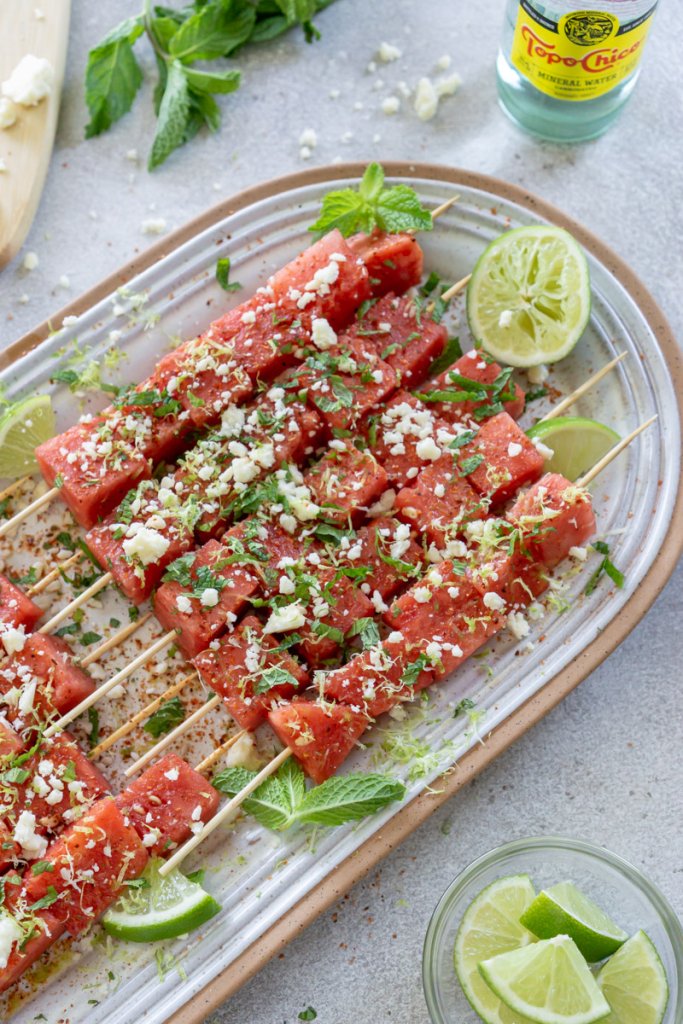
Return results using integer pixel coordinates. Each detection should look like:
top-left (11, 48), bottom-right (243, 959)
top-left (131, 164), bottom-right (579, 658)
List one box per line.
top-left (299, 1009), bottom-right (317, 1022)
top-left (169, 4), bottom-right (255, 61)
top-left (183, 66), bottom-right (241, 95)
top-left (149, 60), bottom-right (193, 170)
top-left (276, 0), bottom-right (318, 24)
top-left (347, 616), bottom-right (380, 650)
top-left (84, 16), bottom-right (145, 138)
top-left (143, 696), bottom-right (185, 738)
top-left (309, 162), bottom-right (433, 237)
top-left (584, 541), bottom-right (624, 595)
top-left (252, 666), bottom-right (300, 695)
top-left (294, 773), bottom-right (405, 826)
top-left (87, 708), bottom-right (100, 749)
top-left (216, 256), bottom-right (242, 292)
top-left (213, 766), bottom-right (294, 830)
top-left (424, 336), bottom-right (463, 380)
top-left (275, 756), bottom-right (306, 812)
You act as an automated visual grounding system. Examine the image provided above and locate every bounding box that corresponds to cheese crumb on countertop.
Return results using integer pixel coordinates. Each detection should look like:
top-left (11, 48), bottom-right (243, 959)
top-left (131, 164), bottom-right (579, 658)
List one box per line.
top-left (381, 96), bottom-right (400, 115)
top-left (0, 98), bottom-right (17, 129)
top-left (141, 217), bottom-right (168, 236)
top-left (377, 42), bottom-right (402, 63)
top-left (527, 363), bottom-right (549, 385)
top-left (23, 251), bottom-right (39, 271)
top-left (2, 54), bottom-right (54, 107)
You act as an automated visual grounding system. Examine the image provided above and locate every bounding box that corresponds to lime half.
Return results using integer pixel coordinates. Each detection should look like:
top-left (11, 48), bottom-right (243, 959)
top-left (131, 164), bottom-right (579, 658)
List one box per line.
top-left (454, 874), bottom-right (539, 1024)
top-left (479, 935), bottom-right (611, 1024)
top-left (520, 881), bottom-right (627, 963)
top-left (0, 395), bottom-right (56, 478)
top-left (597, 931), bottom-right (669, 1024)
top-left (102, 858), bottom-right (221, 942)
top-left (526, 418), bottom-right (619, 483)
top-left (467, 226), bottom-right (591, 368)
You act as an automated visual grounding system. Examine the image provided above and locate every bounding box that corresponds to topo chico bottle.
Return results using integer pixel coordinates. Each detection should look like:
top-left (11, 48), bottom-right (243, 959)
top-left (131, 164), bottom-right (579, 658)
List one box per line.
top-left (496, 0), bottom-right (659, 141)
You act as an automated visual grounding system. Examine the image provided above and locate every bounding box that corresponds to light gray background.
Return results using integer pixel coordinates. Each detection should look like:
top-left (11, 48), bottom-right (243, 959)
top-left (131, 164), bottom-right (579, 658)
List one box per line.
top-left (1, 2), bottom-right (681, 1022)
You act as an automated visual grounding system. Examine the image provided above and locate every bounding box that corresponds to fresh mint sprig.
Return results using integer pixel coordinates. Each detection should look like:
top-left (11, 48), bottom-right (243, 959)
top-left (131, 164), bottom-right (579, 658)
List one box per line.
top-left (214, 759), bottom-right (405, 830)
top-left (84, 0), bottom-right (336, 170)
top-left (309, 163), bottom-right (434, 238)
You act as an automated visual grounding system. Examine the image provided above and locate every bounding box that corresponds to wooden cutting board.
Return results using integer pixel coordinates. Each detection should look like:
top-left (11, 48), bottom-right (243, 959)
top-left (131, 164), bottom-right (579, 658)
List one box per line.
top-left (0, 0), bottom-right (71, 269)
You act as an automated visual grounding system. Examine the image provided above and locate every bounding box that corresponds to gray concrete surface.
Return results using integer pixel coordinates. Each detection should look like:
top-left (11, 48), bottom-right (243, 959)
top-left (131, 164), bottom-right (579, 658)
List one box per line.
top-left (1, 2), bottom-right (681, 1022)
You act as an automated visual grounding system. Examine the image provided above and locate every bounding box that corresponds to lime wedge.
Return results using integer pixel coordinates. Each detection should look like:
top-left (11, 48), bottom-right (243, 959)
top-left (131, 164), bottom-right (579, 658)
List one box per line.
top-left (454, 874), bottom-right (539, 1024)
top-left (519, 882), bottom-right (627, 962)
top-left (0, 395), bottom-right (56, 478)
top-left (479, 935), bottom-right (611, 1024)
top-left (597, 931), bottom-right (669, 1024)
top-left (102, 858), bottom-right (221, 942)
top-left (467, 226), bottom-right (591, 368)
top-left (526, 418), bottom-right (619, 483)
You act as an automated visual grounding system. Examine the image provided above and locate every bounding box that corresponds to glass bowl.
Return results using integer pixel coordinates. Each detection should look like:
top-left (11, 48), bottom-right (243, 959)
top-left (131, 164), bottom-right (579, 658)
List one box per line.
top-left (422, 835), bottom-right (683, 1024)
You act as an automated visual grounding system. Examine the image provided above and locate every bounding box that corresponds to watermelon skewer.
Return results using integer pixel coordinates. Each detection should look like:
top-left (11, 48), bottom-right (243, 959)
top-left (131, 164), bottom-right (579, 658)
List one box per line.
top-left (157, 415), bottom-right (654, 879)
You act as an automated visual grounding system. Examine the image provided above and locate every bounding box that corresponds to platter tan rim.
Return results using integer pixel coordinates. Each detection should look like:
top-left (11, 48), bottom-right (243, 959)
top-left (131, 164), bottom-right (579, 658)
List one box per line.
top-left (3, 162), bottom-right (682, 1024)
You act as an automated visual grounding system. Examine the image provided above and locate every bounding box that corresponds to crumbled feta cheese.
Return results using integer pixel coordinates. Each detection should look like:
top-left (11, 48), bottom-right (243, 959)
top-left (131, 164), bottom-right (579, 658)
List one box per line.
top-left (498, 309), bottom-right (513, 328)
top-left (0, 98), bottom-right (17, 129)
top-left (311, 317), bottom-right (337, 351)
top-left (223, 731), bottom-right (261, 771)
top-left (299, 127), bottom-right (317, 149)
top-left (264, 602), bottom-right (307, 633)
top-left (122, 526), bottom-right (170, 566)
top-left (0, 624), bottom-right (27, 656)
top-left (58, 274), bottom-right (70, 288)
top-left (141, 217), bottom-right (168, 236)
top-left (2, 55), bottom-right (53, 107)
top-left (22, 251), bottom-right (39, 271)
top-left (435, 54), bottom-right (451, 71)
top-left (241, 309), bottom-right (256, 324)
top-left (414, 77), bottom-right (439, 121)
top-left (416, 437), bottom-right (441, 461)
top-left (0, 913), bottom-right (22, 970)
top-left (531, 437), bottom-right (554, 460)
top-left (507, 441), bottom-right (523, 458)
top-left (279, 576), bottom-right (295, 595)
top-left (164, 767), bottom-right (180, 781)
top-left (377, 42), bottom-right (402, 63)
top-left (413, 587), bottom-right (431, 604)
top-left (483, 591), bottom-right (506, 612)
top-left (569, 546), bottom-right (588, 561)
top-left (381, 96), bottom-right (400, 115)
top-left (126, 148), bottom-right (138, 162)
top-left (436, 73), bottom-right (462, 98)
top-left (527, 363), bottom-right (549, 385)
top-left (200, 588), bottom-right (219, 608)
top-left (507, 611), bottom-right (530, 640)
top-left (13, 810), bottom-right (47, 859)
top-left (387, 631), bottom-right (403, 644)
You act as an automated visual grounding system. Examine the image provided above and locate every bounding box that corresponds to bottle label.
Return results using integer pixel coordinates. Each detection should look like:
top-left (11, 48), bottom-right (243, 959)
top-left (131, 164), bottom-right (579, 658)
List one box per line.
top-left (510, 2), bottom-right (657, 101)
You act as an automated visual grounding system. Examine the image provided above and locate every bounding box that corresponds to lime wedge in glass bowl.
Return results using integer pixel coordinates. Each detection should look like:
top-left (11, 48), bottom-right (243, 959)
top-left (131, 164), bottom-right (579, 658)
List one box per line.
top-left (454, 874), bottom-right (538, 1024)
top-left (597, 931), bottom-right (669, 1024)
top-left (520, 881), bottom-right (627, 963)
top-left (467, 226), bottom-right (591, 368)
top-left (102, 859), bottom-right (221, 942)
top-left (0, 395), bottom-right (56, 478)
top-left (478, 935), bottom-right (611, 1024)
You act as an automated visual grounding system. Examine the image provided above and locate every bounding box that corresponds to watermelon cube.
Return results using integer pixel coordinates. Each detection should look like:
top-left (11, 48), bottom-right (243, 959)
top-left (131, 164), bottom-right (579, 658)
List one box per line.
top-left (422, 350), bottom-right (525, 424)
top-left (0, 575), bottom-right (42, 631)
top-left (305, 442), bottom-right (388, 526)
top-left (507, 473), bottom-right (596, 568)
top-left (0, 635), bottom-right (96, 736)
top-left (268, 700), bottom-right (369, 783)
top-left (268, 230), bottom-right (371, 330)
top-left (116, 753), bottom-right (220, 856)
top-left (153, 539), bottom-right (260, 658)
top-left (349, 293), bottom-right (447, 387)
top-left (193, 616), bottom-right (309, 730)
top-left (395, 453), bottom-right (487, 548)
top-left (35, 417), bottom-right (152, 530)
top-left (22, 796), bottom-right (148, 936)
top-left (296, 569), bottom-right (375, 669)
top-left (0, 901), bottom-right (65, 993)
top-left (347, 232), bottom-right (424, 297)
top-left (339, 516), bottom-right (424, 600)
top-left (363, 390), bottom-right (454, 487)
top-left (457, 412), bottom-right (545, 506)
top-left (0, 719), bottom-right (22, 760)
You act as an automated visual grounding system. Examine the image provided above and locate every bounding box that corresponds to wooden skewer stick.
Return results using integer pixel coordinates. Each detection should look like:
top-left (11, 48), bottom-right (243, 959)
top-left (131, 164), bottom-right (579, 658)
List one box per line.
top-left (0, 475), bottom-right (31, 504)
top-left (124, 695), bottom-right (222, 777)
top-left (0, 487), bottom-right (59, 540)
top-left (159, 747), bottom-right (292, 877)
top-left (430, 195), bottom-right (459, 220)
top-left (540, 353), bottom-right (628, 423)
top-left (43, 629), bottom-right (177, 737)
top-left (440, 273), bottom-right (472, 305)
top-left (37, 572), bottom-right (112, 635)
top-left (79, 611), bottom-right (154, 668)
top-left (195, 730), bottom-right (247, 775)
top-left (27, 551), bottom-right (83, 597)
top-left (90, 669), bottom-right (198, 758)
top-left (577, 415), bottom-right (657, 488)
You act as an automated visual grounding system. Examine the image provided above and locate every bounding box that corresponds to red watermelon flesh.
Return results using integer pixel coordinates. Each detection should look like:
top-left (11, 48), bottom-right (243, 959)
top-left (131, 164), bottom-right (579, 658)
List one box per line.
top-left (349, 293), bottom-right (446, 387)
top-left (268, 701), bottom-right (369, 784)
top-left (423, 350), bottom-right (525, 424)
top-left (0, 575), bottom-right (42, 631)
top-left (304, 442), bottom-right (388, 526)
top-left (507, 473), bottom-right (596, 569)
top-left (395, 453), bottom-right (488, 548)
top-left (347, 232), bottom-right (424, 297)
